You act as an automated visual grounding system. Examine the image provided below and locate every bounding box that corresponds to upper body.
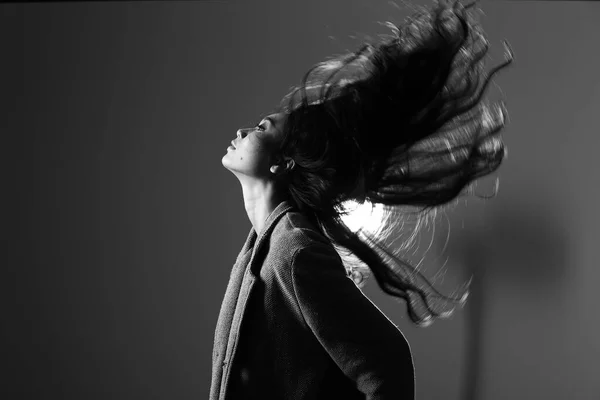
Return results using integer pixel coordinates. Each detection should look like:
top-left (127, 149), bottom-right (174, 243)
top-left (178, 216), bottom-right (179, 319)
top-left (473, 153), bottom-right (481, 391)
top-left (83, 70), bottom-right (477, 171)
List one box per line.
top-left (214, 3), bottom-right (512, 395)
top-left (210, 200), bottom-right (415, 400)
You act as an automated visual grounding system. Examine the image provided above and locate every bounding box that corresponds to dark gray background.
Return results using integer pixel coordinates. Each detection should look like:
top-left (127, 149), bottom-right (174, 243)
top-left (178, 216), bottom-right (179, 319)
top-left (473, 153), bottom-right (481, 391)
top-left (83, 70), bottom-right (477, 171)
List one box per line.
top-left (2, 0), bottom-right (599, 399)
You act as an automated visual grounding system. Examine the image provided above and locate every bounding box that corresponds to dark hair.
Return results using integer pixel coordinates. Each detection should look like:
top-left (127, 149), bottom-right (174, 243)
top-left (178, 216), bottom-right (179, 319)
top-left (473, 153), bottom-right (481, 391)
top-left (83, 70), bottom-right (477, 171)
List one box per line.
top-left (269, 0), bottom-right (514, 326)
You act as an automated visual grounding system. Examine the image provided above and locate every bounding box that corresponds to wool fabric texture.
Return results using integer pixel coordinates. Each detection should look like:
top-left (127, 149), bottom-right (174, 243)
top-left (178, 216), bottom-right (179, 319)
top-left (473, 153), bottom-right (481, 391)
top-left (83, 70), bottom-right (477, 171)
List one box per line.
top-left (210, 200), bottom-right (414, 400)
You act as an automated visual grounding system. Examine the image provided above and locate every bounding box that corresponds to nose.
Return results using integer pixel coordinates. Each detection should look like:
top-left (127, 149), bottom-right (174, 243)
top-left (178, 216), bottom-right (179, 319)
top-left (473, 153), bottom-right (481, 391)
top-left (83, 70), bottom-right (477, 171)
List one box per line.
top-left (236, 128), bottom-right (248, 139)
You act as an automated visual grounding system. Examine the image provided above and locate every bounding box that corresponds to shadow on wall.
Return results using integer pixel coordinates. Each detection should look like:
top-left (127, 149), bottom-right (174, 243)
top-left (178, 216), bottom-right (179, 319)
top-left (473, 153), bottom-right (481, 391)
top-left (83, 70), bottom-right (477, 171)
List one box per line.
top-left (449, 195), bottom-right (569, 400)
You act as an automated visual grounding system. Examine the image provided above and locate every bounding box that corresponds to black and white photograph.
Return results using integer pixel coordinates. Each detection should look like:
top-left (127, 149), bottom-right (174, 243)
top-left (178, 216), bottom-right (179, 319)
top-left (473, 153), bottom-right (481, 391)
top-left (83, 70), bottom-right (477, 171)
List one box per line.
top-left (3, 0), bottom-right (599, 399)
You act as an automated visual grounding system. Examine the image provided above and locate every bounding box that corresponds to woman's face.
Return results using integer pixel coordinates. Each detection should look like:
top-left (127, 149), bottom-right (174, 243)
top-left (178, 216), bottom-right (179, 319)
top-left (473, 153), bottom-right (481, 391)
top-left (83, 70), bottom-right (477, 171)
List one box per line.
top-left (221, 112), bottom-right (287, 180)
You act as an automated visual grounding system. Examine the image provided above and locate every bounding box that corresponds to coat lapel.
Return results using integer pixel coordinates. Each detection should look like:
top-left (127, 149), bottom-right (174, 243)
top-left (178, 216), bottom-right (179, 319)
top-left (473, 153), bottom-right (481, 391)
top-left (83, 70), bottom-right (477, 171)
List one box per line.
top-left (210, 227), bottom-right (256, 400)
top-left (210, 200), bottom-right (295, 400)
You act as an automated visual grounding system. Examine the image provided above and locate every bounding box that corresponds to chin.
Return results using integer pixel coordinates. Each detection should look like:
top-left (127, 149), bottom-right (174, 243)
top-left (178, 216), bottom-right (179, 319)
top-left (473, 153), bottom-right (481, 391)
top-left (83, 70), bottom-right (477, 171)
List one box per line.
top-left (221, 154), bottom-right (231, 167)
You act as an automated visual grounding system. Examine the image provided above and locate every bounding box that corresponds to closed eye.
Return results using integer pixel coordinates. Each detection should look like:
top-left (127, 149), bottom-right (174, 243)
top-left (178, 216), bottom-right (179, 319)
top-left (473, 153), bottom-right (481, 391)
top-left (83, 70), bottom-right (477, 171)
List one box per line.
top-left (253, 114), bottom-right (276, 131)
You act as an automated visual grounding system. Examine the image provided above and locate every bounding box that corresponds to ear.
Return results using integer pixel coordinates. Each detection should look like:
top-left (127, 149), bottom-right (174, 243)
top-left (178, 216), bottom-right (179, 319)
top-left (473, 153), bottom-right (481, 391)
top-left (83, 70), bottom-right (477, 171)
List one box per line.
top-left (270, 157), bottom-right (295, 175)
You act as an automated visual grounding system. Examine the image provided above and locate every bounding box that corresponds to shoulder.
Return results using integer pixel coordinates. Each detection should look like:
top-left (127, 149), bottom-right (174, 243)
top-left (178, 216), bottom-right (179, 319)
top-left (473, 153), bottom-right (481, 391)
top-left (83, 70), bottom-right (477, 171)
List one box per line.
top-left (264, 210), bottom-right (343, 275)
top-left (255, 211), bottom-right (341, 293)
top-left (270, 210), bottom-right (335, 254)
top-left (281, 212), bottom-right (347, 276)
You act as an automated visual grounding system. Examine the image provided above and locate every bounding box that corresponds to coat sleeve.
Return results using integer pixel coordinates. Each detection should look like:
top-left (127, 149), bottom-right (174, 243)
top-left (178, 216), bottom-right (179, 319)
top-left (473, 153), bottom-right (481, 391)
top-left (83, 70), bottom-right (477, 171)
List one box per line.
top-left (291, 243), bottom-right (415, 400)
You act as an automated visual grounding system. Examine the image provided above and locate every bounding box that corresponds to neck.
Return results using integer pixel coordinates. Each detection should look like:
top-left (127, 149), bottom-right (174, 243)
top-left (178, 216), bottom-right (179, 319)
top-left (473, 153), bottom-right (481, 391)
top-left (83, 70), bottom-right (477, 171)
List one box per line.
top-left (240, 181), bottom-right (287, 237)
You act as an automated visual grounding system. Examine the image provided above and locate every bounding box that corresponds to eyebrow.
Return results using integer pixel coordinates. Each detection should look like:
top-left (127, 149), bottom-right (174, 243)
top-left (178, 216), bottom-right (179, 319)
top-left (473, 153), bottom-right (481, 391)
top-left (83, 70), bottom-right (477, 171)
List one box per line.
top-left (266, 116), bottom-right (279, 129)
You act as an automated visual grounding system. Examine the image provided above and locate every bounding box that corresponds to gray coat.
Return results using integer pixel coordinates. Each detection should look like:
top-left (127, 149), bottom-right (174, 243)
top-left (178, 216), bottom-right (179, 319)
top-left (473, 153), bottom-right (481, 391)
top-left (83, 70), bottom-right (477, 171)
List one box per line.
top-left (210, 200), bottom-right (414, 400)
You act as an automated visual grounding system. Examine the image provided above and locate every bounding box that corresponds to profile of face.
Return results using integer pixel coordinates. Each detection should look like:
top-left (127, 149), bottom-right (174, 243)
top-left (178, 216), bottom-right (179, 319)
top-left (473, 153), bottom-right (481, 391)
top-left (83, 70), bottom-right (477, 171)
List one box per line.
top-left (221, 112), bottom-right (291, 182)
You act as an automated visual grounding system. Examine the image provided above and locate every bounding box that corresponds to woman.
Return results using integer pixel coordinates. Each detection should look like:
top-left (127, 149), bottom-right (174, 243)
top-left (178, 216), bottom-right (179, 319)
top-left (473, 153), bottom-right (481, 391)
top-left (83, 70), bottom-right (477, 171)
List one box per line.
top-left (213, 0), bottom-right (514, 399)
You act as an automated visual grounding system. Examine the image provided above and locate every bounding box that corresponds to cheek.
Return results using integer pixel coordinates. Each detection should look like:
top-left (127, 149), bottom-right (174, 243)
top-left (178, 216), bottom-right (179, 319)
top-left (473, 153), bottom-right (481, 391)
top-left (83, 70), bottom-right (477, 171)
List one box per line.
top-left (247, 140), bottom-right (271, 158)
top-left (236, 144), bottom-right (267, 164)
top-left (235, 137), bottom-right (273, 164)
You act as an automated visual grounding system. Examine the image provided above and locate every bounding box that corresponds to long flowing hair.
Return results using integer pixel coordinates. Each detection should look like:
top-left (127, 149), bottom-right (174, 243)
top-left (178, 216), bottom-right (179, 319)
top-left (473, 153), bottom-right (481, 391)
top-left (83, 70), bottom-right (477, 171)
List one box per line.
top-left (266, 0), bottom-right (514, 326)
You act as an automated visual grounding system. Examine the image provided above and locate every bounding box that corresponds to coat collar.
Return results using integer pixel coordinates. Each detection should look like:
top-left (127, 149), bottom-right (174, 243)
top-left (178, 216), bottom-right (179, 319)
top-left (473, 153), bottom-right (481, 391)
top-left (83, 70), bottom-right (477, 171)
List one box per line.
top-left (237, 199), bottom-right (295, 277)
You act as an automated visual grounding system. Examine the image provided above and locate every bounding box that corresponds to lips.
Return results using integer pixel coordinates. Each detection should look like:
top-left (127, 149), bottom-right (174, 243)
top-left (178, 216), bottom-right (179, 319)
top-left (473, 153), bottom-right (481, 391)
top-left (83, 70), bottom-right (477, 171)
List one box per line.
top-left (230, 140), bottom-right (236, 149)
